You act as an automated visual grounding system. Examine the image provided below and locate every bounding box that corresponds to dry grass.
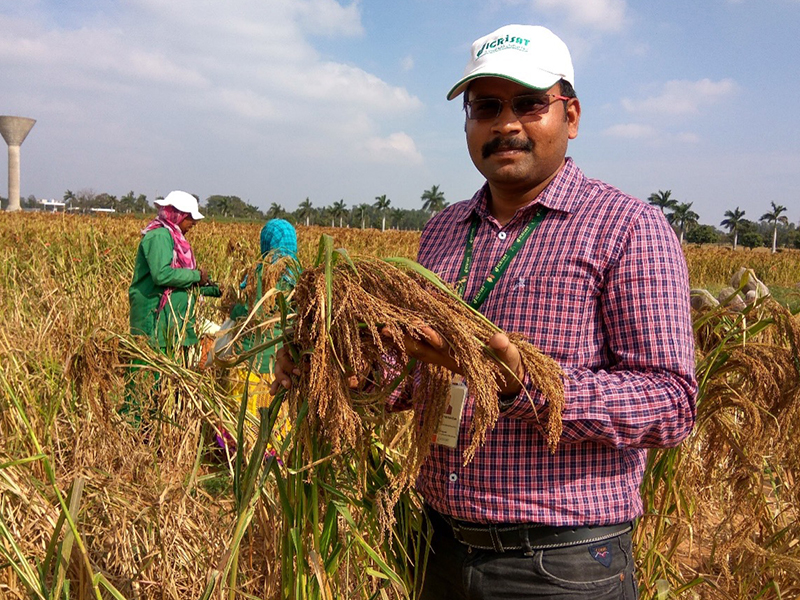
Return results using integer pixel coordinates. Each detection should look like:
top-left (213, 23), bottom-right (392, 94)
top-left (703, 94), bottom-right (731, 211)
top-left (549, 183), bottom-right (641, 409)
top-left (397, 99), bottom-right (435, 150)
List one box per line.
top-left (1, 212), bottom-right (800, 599)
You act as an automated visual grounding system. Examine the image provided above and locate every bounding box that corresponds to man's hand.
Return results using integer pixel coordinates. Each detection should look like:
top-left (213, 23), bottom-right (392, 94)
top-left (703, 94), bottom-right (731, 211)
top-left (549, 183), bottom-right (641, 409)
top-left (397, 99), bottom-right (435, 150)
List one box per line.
top-left (381, 326), bottom-right (525, 397)
top-left (390, 325), bottom-right (462, 374)
top-left (269, 345), bottom-right (301, 394)
top-left (487, 332), bottom-right (524, 397)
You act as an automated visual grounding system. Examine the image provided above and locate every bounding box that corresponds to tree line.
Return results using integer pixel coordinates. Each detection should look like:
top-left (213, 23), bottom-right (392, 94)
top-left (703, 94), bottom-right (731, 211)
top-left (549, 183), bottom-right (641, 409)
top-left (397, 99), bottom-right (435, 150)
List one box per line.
top-left (1, 185), bottom-right (450, 232)
top-left (4, 186), bottom-right (796, 251)
top-left (647, 190), bottom-right (797, 253)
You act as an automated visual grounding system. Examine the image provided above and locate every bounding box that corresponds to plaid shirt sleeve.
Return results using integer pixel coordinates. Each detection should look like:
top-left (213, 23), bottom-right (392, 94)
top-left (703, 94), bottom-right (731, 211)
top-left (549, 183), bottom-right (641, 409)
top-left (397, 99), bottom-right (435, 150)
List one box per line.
top-left (500, 196), bottom-right (697, 449)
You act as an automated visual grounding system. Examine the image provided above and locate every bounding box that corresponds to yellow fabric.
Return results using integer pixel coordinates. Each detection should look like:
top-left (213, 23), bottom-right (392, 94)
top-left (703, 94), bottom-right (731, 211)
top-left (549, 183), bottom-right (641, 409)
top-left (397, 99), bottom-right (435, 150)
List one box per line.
top-left (227, 369), bottom-right (290, 452)
top-left (230, 370), bottom-right (273, 414)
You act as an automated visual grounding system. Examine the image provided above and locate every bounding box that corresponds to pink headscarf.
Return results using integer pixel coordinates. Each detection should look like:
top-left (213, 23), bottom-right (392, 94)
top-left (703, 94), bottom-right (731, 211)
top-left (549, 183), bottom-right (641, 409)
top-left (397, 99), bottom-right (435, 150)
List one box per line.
top-left (142, 205), bottom-right (197, 312)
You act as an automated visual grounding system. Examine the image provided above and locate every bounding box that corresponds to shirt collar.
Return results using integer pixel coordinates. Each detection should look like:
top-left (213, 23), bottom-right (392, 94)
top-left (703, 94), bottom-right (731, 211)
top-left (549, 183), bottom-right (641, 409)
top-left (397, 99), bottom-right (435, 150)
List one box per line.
top-left (459, 157), bottom-right (585, 223)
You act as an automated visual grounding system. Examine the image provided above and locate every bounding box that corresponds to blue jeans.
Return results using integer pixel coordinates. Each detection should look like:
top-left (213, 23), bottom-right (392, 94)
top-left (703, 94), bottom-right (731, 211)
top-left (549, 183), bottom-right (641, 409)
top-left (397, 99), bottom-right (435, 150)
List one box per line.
top-left (419, 512), bottom-right (638, 599)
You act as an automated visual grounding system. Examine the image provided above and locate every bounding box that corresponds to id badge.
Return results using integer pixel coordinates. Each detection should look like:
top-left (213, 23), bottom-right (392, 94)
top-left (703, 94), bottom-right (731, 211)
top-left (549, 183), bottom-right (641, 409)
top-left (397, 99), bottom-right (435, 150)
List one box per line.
top-left (433, 376), bottom-right (467, 448)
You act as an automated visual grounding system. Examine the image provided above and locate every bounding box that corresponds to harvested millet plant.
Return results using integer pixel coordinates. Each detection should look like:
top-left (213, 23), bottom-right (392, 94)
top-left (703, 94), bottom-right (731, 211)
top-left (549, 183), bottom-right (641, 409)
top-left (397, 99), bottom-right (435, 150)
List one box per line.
top-left (286, 257), bottom-right (565, 491)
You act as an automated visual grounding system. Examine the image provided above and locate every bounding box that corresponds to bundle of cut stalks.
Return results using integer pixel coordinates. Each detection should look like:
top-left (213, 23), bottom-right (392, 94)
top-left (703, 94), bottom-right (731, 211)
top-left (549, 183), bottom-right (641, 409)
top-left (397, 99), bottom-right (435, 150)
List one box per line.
top-left (287, 256), bottom-right (565, 491)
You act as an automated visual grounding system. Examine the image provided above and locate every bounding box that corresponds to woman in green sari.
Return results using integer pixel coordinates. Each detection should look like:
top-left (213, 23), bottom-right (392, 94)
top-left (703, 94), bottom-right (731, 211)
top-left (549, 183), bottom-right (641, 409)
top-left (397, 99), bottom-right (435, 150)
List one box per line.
top-left (124, 191), bottom-right (220, 425)
top-left (129, 191), bottom-right (220, 351)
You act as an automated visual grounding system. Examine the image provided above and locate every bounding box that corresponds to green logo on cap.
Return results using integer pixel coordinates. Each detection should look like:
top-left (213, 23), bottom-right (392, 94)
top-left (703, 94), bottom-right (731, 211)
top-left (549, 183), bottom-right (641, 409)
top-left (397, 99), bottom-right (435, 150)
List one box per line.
top-left (477, 35), bottom-right (531, 58)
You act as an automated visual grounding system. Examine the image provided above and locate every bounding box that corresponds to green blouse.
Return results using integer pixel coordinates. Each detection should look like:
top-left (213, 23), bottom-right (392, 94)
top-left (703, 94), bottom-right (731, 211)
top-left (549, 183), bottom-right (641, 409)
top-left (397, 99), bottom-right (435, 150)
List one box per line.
top-left (229, 262), bottom-right (295, 374)
top-left (128, 227), bottom-right (220, 349)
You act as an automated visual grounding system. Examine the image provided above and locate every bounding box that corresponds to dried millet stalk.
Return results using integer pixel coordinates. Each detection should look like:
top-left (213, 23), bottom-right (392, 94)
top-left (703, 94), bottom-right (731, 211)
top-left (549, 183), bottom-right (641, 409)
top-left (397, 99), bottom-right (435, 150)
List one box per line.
top-left (287, 258), bottom-right (565, 486)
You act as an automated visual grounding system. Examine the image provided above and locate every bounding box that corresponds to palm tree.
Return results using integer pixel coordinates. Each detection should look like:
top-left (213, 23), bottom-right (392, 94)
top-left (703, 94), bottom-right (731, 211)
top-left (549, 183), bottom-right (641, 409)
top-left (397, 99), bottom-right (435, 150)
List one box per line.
top-left (648, 190), bottom-right (678, 215)
top-left (356, 203), bottom-right (371, 229)
top-left (374, 194), bottom-right (391, 232)
top-left (720, 207), bottom-right (746, 250)
top-left (207, 195), bottom-right (233, 218)
top-left (759, 201), bottom-right (789, 253)
top-left (390, 207), bottom-right (405, 230)
top-left (63, 189), bottom-right (76, 211)
top-left (421, 184), bottom-right (447, 216)
top-left (668, 202), bottom-right (699, 244)
top-left (267, 202), bottom-right (284, 219)
top-left (297, 197), bottom-right (313, 227)
top-left (331, 199), bottom-right (347, 227)
top-left (118, 190), bottom-right (136, 213)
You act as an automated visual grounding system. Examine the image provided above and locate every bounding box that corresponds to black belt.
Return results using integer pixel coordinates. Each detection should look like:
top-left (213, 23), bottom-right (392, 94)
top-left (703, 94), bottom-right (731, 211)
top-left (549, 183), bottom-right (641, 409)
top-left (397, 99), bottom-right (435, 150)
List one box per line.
top-left (428, 508), bottom-right (633, 553)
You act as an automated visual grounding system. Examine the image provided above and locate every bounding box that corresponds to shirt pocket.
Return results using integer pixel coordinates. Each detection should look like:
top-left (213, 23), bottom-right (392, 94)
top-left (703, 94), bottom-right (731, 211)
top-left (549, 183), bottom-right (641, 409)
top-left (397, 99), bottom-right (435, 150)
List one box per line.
top-left (499, 268), bottom-right (597, 360)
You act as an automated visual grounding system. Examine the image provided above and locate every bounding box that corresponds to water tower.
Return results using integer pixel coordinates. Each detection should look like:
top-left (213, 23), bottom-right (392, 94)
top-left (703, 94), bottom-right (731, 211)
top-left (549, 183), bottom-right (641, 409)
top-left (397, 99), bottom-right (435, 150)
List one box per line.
top-left (0, 116), bottom-right (36, 212)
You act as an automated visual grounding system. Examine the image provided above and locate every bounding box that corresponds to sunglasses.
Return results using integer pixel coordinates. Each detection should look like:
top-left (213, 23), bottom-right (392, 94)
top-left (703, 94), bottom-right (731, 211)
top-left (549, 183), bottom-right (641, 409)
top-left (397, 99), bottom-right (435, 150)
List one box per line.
top-left (465, 94), bottom-right (569, 120)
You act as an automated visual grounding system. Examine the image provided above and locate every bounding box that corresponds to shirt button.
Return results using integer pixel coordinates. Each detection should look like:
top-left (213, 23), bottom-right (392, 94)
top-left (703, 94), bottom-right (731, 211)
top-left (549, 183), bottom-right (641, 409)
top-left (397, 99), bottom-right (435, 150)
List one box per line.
top-left (448, 473), bottom-right (458, 482)
top-left (498, 231), bottom-right (507, 240)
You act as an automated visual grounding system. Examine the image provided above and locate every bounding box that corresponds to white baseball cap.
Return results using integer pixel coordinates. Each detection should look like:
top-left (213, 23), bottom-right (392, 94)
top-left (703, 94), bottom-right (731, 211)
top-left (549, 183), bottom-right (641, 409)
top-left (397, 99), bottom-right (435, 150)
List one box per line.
top-left (155, 190), bottom-right (204, 220)
top-left (447, 25), bottom-right (574, 100)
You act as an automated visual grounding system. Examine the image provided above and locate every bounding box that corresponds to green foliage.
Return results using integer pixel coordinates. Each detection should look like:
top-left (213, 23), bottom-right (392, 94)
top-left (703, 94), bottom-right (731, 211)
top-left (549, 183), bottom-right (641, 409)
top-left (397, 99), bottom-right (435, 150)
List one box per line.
top-left (685, 224), bottom-right (722, 245)
top-left (203, 195), bottom-right (265, 220)
top-left (118, 191), bottom-right (150, 214)
top-left (374, 194), bottom-right (391, 232)
top-left (721, 207), bottom-right (747, 248)
top-left (295, 197), bottom-right (314, 226)
top-left (648, 189), bottom-right (678, 214)
top-left (668, 202), bottom-right (700, 243)
top-left (741, 231), bottom-right (766, 248)
top-left (421, 184), bottom-right (447, 214)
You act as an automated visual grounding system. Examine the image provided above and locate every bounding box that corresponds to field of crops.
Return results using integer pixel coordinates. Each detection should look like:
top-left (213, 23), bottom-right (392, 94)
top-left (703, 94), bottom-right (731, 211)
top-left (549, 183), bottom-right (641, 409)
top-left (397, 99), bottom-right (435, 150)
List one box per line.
top-left (1, 212), bottom-right (799, 599)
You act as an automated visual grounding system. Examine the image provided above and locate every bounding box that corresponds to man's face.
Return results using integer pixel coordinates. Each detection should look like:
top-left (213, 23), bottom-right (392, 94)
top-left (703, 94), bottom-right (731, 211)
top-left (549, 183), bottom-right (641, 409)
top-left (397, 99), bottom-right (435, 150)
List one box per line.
top-left (465, 77), bottom-right (580, 196)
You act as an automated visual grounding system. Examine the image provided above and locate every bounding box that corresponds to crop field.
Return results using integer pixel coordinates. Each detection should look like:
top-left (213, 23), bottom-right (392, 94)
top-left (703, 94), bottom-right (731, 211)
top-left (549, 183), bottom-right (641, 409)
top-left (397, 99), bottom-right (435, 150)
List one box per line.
top-left (1, 212), bottom-right (799, 599)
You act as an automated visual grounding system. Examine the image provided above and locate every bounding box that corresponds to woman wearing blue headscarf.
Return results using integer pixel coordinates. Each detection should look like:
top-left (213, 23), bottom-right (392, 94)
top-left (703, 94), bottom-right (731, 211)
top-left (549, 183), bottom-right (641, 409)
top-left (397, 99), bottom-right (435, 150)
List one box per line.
top-left (229, 219), bottom-right (299, 373)
top-left (260, 218), bottom-right (298, 265)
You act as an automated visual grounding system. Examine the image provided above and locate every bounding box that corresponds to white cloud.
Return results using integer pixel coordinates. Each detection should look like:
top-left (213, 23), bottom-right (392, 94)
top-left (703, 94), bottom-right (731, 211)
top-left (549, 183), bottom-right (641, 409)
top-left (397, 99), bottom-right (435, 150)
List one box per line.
top-left (622, 78), bottom-right (738, 115)
top-left (126, 50), bottom-right (209, 87)
top-left (603, 123), bottom-right (658, 139)
top-left (279, 62), bottom-right (421, 111)
top-left (0, 0), bottom-right (422, 199)
top-left (486, 0), bottom-right (627, 32)
top-left (290, 0), bottom-right (364, 36)
top-left (213, 88), bottom-right (278, 121)
top-left (533, 0), bottom-right (628, 32)
top-left (362, 133), bottom-right (423, 164)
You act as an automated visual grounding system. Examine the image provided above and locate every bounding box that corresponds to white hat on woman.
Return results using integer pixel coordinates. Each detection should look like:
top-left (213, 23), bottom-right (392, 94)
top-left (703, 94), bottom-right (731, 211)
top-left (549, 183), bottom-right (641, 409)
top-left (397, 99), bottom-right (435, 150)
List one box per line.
top-left (155, 190), bottom-right (204, 220)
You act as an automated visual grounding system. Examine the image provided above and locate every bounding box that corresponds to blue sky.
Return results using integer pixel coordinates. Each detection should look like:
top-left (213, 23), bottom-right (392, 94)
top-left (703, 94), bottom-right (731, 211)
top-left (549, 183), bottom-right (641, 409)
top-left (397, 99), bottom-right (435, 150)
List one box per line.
top-left (1, 0), bottom-right (798, 225)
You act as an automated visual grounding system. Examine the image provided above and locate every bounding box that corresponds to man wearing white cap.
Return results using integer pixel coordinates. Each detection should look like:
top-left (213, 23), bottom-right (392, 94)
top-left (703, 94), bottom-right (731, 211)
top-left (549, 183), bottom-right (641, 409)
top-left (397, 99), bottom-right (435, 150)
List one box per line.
top-left (400, 24), bottom-right (696, 598)
top-left (270, 23), bottom-right (696, 598)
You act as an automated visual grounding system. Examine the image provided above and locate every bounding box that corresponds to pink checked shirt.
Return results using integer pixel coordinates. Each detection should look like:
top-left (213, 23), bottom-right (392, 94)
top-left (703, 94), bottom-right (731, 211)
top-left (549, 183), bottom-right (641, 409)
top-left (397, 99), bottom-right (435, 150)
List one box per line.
top-left (393, 158), bottom-right (697, 526)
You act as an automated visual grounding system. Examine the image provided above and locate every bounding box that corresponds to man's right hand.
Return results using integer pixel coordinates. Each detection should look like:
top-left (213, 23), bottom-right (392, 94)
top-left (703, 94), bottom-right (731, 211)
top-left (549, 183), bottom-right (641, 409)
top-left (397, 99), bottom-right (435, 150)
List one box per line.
top-left (270, 345), bottom-right (301, 394)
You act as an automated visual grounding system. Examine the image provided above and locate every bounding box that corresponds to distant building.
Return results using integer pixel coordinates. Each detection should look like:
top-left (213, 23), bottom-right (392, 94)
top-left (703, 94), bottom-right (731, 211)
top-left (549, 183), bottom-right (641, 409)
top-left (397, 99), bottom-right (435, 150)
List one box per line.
top-left (39, 198), bottom-right (66, 212)
top-left (90, 207), bottom-right (116, 213)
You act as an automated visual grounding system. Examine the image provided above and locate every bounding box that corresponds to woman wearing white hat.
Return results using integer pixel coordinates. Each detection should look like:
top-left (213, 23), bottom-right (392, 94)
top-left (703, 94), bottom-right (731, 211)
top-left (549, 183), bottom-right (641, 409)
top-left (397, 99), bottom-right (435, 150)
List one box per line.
top-left (128, 190), bottom-right (220, 352)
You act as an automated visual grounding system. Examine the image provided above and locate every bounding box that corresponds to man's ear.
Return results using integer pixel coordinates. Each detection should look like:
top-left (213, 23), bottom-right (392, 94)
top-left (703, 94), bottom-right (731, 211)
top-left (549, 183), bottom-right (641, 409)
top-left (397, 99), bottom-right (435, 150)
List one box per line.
top-left (567, 98), bottom-right (581, 140)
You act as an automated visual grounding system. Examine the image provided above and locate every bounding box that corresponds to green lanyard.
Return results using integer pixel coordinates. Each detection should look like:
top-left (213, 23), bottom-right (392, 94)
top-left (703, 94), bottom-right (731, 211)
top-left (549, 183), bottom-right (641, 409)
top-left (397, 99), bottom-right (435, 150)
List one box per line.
top-left (455, 209), bottom-right (546, 309)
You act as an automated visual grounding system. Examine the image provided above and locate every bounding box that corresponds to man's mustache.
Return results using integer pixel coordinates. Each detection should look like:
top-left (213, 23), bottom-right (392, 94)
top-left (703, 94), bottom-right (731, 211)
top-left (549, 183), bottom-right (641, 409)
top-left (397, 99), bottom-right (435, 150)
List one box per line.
top-left (482, 137), bottom-right (533, 159)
